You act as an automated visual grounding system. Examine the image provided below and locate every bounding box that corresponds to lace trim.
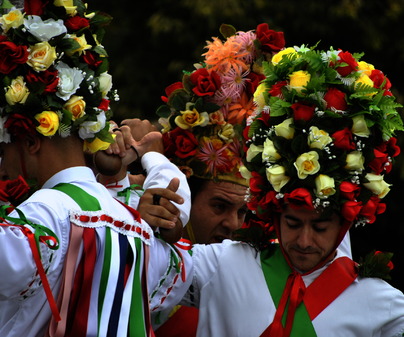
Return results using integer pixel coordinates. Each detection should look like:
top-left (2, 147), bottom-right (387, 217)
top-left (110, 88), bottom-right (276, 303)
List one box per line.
top-left (69, 210), bottom-right (152, 244)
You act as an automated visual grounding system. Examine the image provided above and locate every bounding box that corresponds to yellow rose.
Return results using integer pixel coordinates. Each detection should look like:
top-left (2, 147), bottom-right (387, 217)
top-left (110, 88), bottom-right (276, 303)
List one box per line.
top-left (175, 103), bottom-right (209, 129)
top-left (262, 138), bottom-right (281, 162)
top-left (354, 74), bottom-right (376, 96)
top-left (358, 61), bottom-right (375, 76)
top-left (363, 173), bottom-right (391, 199)
top-left (274, 117), bottom-right (295, 139)
top-left (64, 95), bottom-right (86, 120)
top-left (307, 126), bottom-right (332, 149)
top-left (246, 143), bottom-right (263, 162)
top-left (54, 0), bottom-right (77, 16)
top-left (218, 123), bottom-right (235, 143)
top-left (253, 83), bottom-right (268, 110)
top-left (351, 115), bottom-right (370, 137)
top-left (266, 165), bottom-right (290, 192)
top-left (289, 70), bottom-right (311, 93)
top-left (67, 34), bottom-right (92, 56)
top-left (35, 111), bottom-right (60, 136)
top-left (272, 47), bottom-right (297, 65)
top-left (315, 174), bottom-right (336, 198)
top-left (0, 9), bottom-right (24, 32)
top-left (5, 76), bottom-right (30, 105)
top-left (27, 41), bottom-right (57, 71)
top-left (294, 151), bottom-right (320, 179)
top-left (83, 137), bottom-right (111, 153)
top-left (345, 151), bottom-right (365, 171)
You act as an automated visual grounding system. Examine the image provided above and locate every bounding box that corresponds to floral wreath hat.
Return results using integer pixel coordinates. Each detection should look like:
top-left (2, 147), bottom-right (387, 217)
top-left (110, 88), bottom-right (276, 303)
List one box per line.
top-left (242, 44), bottom-right (403, 231)
top-left (156, 23), bottom-right (285, 186)
top-left (0, 0), bottom-right (119, 153)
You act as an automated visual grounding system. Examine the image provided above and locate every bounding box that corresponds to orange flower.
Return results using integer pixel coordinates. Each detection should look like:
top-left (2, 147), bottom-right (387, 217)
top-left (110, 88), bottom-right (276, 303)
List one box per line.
top-left (203, 36), bottom-right (249, 74)
top-left (227, 92), bottom-right (255, 124)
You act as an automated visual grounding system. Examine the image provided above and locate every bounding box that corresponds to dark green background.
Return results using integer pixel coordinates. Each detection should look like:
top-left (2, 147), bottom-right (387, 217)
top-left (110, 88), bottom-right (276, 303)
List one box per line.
top-left (93, 0), bottom-right (404, 291)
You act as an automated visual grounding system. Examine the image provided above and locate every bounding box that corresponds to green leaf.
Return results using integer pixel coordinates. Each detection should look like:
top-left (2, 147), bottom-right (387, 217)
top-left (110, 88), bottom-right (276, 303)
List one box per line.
top-left (269, 96), bottom-right (291, 117)
top-left (219, 23), bottom-right (236, 38)
top-left (156, 104), bottom-right (172, 118)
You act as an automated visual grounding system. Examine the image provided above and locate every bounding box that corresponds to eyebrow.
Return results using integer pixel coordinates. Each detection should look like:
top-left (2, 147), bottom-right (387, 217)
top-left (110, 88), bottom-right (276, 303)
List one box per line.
top-left (210, 196), bottom-right (247, 210)
top-left (284, 214), bottom-right (333, 224)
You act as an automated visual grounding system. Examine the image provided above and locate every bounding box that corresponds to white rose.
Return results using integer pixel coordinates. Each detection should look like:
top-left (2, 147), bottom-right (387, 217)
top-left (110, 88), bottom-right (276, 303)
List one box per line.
top-left (99, 72), bottom-right (113, 98)
top-left (307, 126), bottom-right (332, 149)
top-left (274, 117), bottom-right (295, 139)
top-left (262, 138), bottom-right (281, 162)
top-left (246, 143), bottom-right (263, 162)
top-left (266, 165), bottom-right (290, 192)
top-left (363, 173), bottom-right (391, 199)
top-left (78, 111), bottom-right (106, 139)
top-left (24, 16), bottom-right (67, 41)
top-left (56, 61), bottom-right (84, 101)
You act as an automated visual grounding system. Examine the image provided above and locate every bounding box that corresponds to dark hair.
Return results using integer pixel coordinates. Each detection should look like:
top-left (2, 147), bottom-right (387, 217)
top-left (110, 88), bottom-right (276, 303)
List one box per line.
top-left (187, 176), bottom-right (210, 203)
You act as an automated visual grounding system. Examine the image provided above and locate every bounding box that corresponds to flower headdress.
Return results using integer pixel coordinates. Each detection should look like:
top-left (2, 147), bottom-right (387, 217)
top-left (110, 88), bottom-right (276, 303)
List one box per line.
top-left (156, 23), bottom-right (285, 185)
top-left (243, 44), bottom-right (403, 227)
top-left (0, 0), bottom-right (119, 153)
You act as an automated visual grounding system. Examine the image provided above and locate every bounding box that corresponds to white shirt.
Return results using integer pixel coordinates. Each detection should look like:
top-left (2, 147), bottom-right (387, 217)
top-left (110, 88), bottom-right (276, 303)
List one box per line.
top-left (0, 166), bottom-right (178, 337)
top-left (154, 240), bottom-right (404, 337)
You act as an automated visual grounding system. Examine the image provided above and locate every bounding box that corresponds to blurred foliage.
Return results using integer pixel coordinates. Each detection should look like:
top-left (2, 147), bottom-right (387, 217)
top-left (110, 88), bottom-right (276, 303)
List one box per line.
top-left (92, 0), bottom-right (404, 291)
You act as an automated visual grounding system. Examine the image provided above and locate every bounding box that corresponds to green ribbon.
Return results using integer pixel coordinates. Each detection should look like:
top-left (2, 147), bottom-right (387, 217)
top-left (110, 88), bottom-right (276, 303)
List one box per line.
top-left (117, 184), bottom-right (143, 205)
top-left (0, 205), bottom-right (59, 256)
top-left (260, 247), bottom-right (317, 337)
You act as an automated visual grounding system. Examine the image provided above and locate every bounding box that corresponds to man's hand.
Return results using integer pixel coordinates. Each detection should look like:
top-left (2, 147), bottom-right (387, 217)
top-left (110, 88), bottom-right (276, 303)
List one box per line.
top-left (138, 177), bottom-right (184, 243)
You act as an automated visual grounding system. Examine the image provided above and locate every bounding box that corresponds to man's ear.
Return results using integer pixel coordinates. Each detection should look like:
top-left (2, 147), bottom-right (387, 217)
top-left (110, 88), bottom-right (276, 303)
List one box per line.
top-left (24, 134), bottom-right (41, 154)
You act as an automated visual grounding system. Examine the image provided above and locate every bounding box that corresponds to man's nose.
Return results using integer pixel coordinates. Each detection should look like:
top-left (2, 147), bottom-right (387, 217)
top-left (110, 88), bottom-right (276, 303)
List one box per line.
top-left (296, 226), bottom-right (313, 249)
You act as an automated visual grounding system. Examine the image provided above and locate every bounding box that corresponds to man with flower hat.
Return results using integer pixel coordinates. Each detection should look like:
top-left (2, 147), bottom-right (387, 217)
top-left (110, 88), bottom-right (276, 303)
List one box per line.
top-left (150, 22), bottom-right (289, 334)
top-left (149, 44), bottom-right (404, 336)
top-left (0, 0), bottom-right (191, 336)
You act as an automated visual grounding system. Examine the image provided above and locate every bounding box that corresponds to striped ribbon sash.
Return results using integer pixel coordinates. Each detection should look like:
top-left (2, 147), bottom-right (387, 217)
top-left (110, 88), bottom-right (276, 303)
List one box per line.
top-left (47, 183), bottom-right (154, 337)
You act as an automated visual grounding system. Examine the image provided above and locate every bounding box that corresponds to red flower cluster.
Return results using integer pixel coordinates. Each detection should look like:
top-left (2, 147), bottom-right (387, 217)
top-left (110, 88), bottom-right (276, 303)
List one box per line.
top-left (0, 176), bottom-right (31, 205)
top-left (0, 36), bottom-right (29, 75)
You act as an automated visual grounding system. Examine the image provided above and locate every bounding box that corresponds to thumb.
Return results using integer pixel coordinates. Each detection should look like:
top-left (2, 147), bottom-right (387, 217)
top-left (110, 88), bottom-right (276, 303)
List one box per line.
top-left (133, 131), bottom-right (162, 157)
top-left (166, 177), bottom-right (180, 193)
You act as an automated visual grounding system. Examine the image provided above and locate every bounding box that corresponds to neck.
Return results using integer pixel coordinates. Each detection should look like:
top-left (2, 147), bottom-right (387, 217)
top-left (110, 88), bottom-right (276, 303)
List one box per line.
top-left (37, 136), bottom-right (86, 186)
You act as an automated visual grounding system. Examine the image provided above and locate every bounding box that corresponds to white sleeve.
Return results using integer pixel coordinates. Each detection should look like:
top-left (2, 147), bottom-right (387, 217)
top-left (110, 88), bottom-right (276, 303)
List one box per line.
top-left (141, 152), bottom-right (191, 226)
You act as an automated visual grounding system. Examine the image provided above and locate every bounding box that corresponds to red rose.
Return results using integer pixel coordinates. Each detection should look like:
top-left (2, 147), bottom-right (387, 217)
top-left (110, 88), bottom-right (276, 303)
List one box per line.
top-left (65, 16), bottom-right (90, 31)
top-left (4, 114), bottom-right (37, 138)
top-left (369, 69), bottom-right (391, 91)
top-left (269, 81), bottom-right (287, 97)
top-left (161, 81), bottom-right (184, 103)
top-left (190, 68), bottom-right (221, 97)
top-left (360, 196), bottom-right (386, 224)
top-left (291, 102), bottom-right (315, 121)
top-left (332, 128), bottom-right (355, 151)
top-left (82, 51), bottom-right (103, 69)
top-left (163, 127), bottom-right (198, 159)
top-left (339, 181), bottom-right (361, 201)
top-left (24, 0), bottom-right (49, 15)
top-left (370, 138), bottom-right (401, 174)
top-left (335, 51), bottom-right (358, 77)
top-left (255, 23), bottom-right (285, 53)
top-left (245, 72), bottom-right (266, 96)
top-left (98, 99), bottom-right (110, 111)
top-left (324, 88), bottom-right (347, 111)
top-left (369, 148), bottom-right (389, 175)
top-left (258, 190), bottom-right (282, 217)
top-left (26, 69), bottom-right (59, 93)
top-left (284, 188), bottom-right (314, 210)
top-left (249, 171), bottom-right (266, 194)
top-left (0, 38), bottom-right (29, 75)
top-left (341, 200), bottom-right (362, 223)
top-left (374, 251), bottom-right (394, 271)
top-left (0, 176), bottom-right (30, 204)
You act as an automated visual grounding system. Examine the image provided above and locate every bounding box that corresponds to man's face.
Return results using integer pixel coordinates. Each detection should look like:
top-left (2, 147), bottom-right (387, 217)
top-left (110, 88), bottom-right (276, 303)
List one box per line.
top-left (189, 180), bottom-right (248, 244)
top-left (280, 205), bottom-right (341, 273)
